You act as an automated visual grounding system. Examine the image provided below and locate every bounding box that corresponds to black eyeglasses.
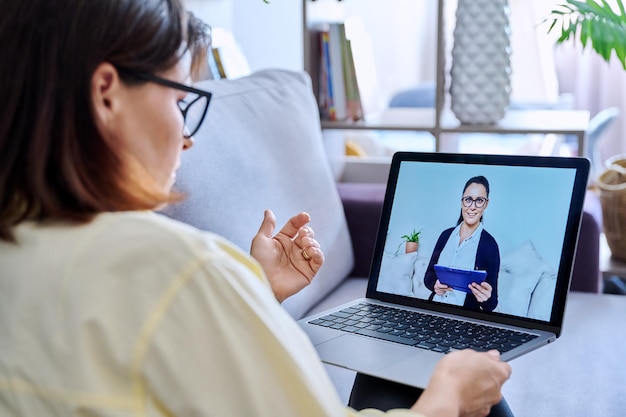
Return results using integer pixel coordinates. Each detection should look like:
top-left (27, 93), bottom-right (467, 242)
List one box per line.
top-left (116, 68), bottom-right (212, 138)
top-left (461, 196), bottom-right (488, 208)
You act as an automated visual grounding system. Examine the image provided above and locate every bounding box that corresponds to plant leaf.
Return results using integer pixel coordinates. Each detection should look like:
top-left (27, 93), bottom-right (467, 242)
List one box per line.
top-left (545, 0), bottom-right (626, 70)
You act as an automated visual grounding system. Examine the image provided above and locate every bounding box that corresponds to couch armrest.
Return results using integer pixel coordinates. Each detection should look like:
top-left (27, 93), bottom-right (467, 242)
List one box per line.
top-left (569, 190), bottom-right (603, 293)
top-left (337, 183), bottom-right (386, 278)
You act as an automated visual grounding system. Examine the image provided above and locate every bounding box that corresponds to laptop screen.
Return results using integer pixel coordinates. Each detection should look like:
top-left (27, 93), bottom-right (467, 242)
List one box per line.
top-left (369, 152), bottom-right (589, 330)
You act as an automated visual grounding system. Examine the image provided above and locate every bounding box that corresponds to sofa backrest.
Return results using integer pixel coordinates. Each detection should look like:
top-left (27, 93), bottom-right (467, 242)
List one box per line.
top-left (162, 69), bottom-right (354, 319)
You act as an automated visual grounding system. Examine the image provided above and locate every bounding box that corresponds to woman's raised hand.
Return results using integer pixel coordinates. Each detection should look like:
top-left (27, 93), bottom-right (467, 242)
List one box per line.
top-left (250, 210), bottom-right (324, 302)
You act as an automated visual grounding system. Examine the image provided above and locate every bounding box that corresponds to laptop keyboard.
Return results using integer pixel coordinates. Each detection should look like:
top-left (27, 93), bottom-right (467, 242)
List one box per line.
top-left (309, 302), bottom-right (538, 354)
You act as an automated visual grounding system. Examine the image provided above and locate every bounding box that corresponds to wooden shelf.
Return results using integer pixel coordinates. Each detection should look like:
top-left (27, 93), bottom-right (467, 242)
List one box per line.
top-left (304, 0), bottom-right (590, 156)
top-left (321, 108), bottom-right (437, 131)
top-left (440, 109), bottom-right (590, 135)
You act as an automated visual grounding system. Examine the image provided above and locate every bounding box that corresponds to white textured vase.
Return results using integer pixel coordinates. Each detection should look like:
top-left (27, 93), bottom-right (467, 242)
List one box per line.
top-left (450, 0), bottom-right (511, 124)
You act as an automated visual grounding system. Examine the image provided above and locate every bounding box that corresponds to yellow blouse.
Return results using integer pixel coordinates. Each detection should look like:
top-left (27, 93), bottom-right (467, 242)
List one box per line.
top-left (0, 211), bottom-right (423, 417)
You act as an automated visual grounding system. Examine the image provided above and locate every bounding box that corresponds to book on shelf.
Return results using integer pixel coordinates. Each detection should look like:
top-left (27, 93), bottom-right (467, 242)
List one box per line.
top-left (310, 18), bottom-right (380, 122)
top-left (344, 16), bottom-right (381, 120)
top-left (317, 29), bottom-right (335, 121)
top-left (211, 48), bottom-right (227, 79)
top-left (210, 28), bottom-right (251, 80)
top-left (342, 36), bottom-right (364, 121)
top-left (211, 45), bottom-right (251, 79)
top-left (327, 22), bottom-right (348, 121)
top-left (206, 48), bottom-right (223, 80)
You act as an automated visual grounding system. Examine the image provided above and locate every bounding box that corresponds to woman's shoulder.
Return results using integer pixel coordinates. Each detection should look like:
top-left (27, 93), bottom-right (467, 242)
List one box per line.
top-left (90, 211), bottom-right (250, 266)
top-left (439, 226), bottom-right (456, 239)
top-left (479, 228), bottom-right (499, 250)
top-left (98, 211), bottom-right (222, 245)
top-left (479, 228), bottom-right (497, 242)
top-left (68, 211), bottom-right (264, 292)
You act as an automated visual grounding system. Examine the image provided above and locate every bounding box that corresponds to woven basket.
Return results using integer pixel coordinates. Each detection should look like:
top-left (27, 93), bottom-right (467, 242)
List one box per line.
top-left (596, 155), bottom-right (626, 261)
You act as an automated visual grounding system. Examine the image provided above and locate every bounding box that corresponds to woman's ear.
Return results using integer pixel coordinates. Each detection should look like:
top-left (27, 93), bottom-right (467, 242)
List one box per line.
top-left (91, 62), bottom-right (122, 132)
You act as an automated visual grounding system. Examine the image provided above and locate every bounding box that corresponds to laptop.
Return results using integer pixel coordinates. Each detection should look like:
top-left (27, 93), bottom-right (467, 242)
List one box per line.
top-left (298, 151), bottom-right (589, 388)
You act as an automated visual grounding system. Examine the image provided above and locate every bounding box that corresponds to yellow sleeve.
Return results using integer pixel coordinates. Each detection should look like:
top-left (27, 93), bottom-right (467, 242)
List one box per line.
top-left (135, 233), bottom-right (428, 416)
top-left (139, 242), bottom-right (347, 416)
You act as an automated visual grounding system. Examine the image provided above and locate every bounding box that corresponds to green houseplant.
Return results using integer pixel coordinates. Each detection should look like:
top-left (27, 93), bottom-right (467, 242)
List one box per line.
top-left (546, 1), bottom-right (626, 260)
top-left (546, 0), bottom-right (626, 69)
top-left (397, 229), bottom-right (422, 254)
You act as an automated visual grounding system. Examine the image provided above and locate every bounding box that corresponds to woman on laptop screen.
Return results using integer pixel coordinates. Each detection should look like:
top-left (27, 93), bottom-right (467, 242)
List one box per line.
top-left (424, 176), bottom-right (500, 311)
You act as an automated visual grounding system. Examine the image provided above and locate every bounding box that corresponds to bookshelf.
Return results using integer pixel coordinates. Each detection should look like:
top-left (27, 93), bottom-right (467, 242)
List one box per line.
top-left (302, 0), bottom-right (590, 156)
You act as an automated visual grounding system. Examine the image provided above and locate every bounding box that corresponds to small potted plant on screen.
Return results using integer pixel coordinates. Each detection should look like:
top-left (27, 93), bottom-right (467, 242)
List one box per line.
top-left (400, 229), bottom-right (422, 254)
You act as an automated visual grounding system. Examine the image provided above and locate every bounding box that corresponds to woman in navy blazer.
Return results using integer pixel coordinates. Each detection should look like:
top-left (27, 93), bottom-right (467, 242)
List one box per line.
top-left (424, 175), bottom-right (500, 312)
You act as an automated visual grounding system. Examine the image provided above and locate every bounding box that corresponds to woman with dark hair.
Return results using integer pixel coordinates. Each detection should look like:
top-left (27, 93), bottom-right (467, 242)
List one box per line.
top-left (424, 176), bottom-right (500, 311)
top-left (0, 1), bottom-right (511, 415)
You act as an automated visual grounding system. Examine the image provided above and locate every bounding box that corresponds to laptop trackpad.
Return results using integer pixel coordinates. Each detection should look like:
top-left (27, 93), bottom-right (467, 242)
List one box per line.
top-left (316, 334), bottom-right (440, 388)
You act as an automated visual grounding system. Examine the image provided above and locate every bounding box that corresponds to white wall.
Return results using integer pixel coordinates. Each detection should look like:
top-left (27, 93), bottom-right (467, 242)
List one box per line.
top-left (232, 1), bottom-right (302, 71)
top-left (186, 0), bottom-right (233, 29)
top-left (186, 0), bottom-right (303, 72)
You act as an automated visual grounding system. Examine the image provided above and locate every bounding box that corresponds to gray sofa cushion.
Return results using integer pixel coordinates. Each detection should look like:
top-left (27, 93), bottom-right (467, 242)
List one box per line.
top-left (163, 69), bottom-right (354, 319)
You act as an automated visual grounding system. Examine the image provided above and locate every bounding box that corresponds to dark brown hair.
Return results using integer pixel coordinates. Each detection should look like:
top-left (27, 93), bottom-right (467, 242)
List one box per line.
top-left (0, 0), bottom-right (211, 242)
top-left (456, 175), bottom-right (490, 225)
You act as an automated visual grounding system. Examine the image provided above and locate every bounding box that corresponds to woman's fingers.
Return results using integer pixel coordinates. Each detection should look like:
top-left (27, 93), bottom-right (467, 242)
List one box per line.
top-left (469, 282), bottom-right (492, 302)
